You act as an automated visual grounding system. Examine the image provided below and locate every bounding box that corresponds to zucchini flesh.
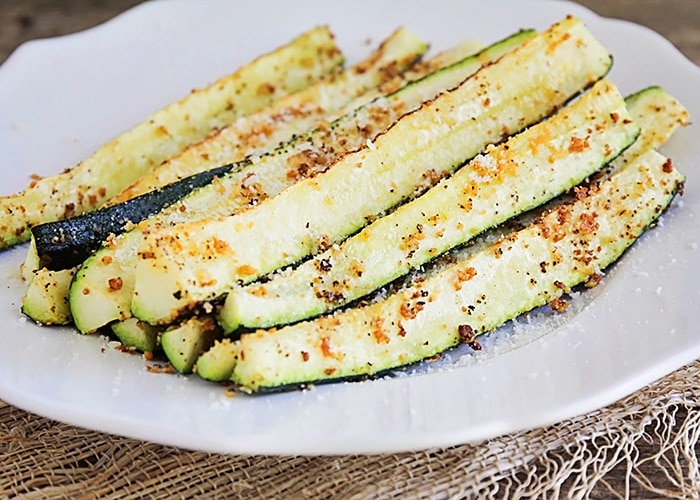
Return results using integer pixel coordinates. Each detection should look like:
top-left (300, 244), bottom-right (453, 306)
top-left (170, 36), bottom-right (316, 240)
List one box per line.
top-left (160, 316), bottom-right (219, 374)
top-left (111, 318), bottom-right (160, 353)
top-left (220, 79), bottom-right (639, 331)
top-left (232, 150), bottom-right (685, 391)
top-left (108, 27), bottom-right (429, 204)
top-left (195, 339), bottom-right (239, 382)
top-left (131, 17), bottom-right (613, 325)
top-left (607, 86), bottom-right (689, 173)
top-left (0, 26), bottom-right (343, 249)
top-left (69, 28), bottom-right (536, 334)
top-left (20, 267), bottom-right (76, 325)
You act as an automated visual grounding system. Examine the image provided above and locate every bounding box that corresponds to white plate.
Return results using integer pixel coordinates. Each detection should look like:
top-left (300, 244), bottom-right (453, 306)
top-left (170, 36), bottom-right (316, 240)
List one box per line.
top-left (0, 0), bottom-right (698, 456)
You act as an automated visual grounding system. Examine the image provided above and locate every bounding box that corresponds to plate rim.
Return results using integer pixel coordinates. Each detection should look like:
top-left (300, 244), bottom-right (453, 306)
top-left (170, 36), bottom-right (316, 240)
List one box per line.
top-left (1, 0), bottom-right (699, 456)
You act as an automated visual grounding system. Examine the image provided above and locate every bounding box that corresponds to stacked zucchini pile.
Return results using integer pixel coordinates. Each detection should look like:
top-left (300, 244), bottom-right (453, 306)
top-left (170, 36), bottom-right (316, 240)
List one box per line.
top-left (4, 17), bottom-right (689, 393)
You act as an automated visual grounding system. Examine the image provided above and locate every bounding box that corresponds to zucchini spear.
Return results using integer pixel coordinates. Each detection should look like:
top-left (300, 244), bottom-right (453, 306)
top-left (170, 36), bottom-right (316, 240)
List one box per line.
top-left (0, 26), bottom-right (343, 249)
top-left (219, 79), bottom-right (640, 331)
top-left (68, 28), bottom-right (537, 334)
top-left (232, 149), bottom-right (685, 392)
top-left (28, 27), bottom-right (430, 271)
top-left (196, 84), bottom-right (690, 383)
top-left (131, 16), bottom-right (613, 325)
top-left (22, 26), bottom-right (433, 326)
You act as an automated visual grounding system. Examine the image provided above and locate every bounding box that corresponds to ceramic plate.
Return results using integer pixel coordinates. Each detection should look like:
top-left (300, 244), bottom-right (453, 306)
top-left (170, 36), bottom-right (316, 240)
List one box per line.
top-left (0, 0), bottom-right (698, 455)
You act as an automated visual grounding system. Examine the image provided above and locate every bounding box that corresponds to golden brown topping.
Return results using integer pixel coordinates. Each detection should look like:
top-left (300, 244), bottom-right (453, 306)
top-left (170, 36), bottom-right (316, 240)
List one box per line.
top-left (108, 277), bottom-right (123, 291)
top-left (584, 273), bottom-right (602, 288)
top-left (454, 266), bottom-right (477, 291)
top-left (549, 296), bottom-right (570, 312)
top-left (237, 264), bottom-right (257, 277)
top-left (528, 127), bottom-right (552, 156)
top-left (458, 324), bottom-right (481, 350)
top-left (286, 148), bottom-right (330, 181)
top-left (662, 158), bottom-right (674, 173)
top-left (568, 135), bottom-right (590, 153)
top-left (212, 237), bottom-right (230, 254)
top-left (578, 212), bottom-right (599, 235)
top-left (422, 168), bottom-right (446, 187)
top-left (397, 322), bottom-right (407, 338)
top-left (256, 82), bottom-right (276, 97)
top-left (349, 260), bottom-right (364, 278)
top-left (320, 336), bottom-right (335, 358)
top-left (573, 185), bottom-right (589, 200)
top-left (314, 258), bottom-right (333, 273)
top-left (371, 317), bottom-right (390, 344)
top-left (316, 234), bottom-right (331, 253)
top-left (399, 298), bottom-right (425, 320)
top-left (546, 31), bottom-right (572, 55)
top-left (63, 202), bottom-right (76, 219)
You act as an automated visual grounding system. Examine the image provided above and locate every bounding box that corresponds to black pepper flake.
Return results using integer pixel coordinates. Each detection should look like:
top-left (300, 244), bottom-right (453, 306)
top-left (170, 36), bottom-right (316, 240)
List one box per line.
top-left (317, 258), bottom-right (332, 272)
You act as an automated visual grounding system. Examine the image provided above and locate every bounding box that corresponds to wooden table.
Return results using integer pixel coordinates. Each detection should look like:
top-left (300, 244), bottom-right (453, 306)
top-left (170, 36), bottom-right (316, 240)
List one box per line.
top-left (1, 1), bottom-right (699, 498)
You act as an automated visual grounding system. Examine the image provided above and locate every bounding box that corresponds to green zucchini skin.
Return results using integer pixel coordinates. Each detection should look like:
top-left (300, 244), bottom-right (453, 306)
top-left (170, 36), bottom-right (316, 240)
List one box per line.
top-left (131, 17), bottom-right (613, 325)
top-left (69, 28), bottom-right (536, 334)
top-left (31, 164), bottom-right (238, 271)
top-left (231, 150), bottom-right (685, 392)
top-left (220, 79), bottom-right (639, 331)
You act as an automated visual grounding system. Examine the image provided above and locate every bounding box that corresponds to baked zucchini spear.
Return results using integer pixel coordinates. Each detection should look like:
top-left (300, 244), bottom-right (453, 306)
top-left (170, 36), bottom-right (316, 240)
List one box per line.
top-left (195, 84), bottom-right (690, 383)
top-left (219, 79), bottom-right (639, 331)
top-left (221, 84), bottom-right (691, 331)
top-left (231, 149), bottom-right (685, 392)
top-left (107, 27), bottom-right (430, 204)
top-left (26, 27), bottom-right (430, 271)
top-left (22, 26), bottom-right (433, 327)
top-left (130, 17), bottom-right (613, 326)
top-left (68, 28), bottom-right (537, 334)
top-left (0, 26), bottom-right (343, 249)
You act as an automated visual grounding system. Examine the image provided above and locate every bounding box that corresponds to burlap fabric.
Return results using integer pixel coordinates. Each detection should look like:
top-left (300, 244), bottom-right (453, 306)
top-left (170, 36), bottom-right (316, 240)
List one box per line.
top-left (2, 360), bottom-right (698, 499)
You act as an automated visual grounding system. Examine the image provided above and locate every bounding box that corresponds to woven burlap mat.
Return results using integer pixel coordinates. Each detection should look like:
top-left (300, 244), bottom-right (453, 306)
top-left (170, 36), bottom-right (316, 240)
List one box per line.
top-left (1, 361), bottom-right (699, 499)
